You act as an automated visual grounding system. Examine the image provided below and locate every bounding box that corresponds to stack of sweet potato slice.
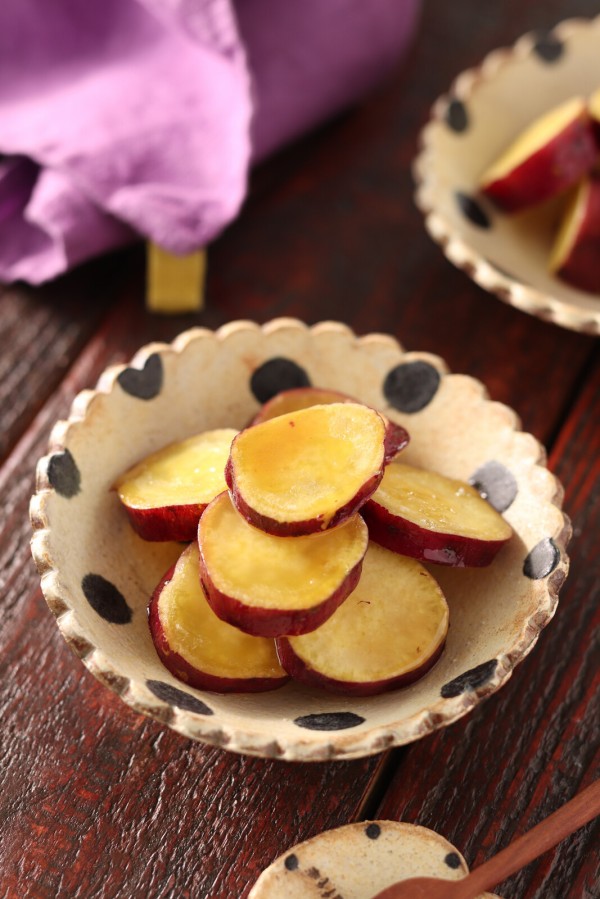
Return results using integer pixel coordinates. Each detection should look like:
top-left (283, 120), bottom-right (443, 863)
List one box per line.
top-left (115, 389), bottom-right (512, 696)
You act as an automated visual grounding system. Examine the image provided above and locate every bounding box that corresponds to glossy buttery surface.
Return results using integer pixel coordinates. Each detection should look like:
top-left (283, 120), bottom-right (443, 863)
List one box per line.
top-left (200, 493), bottom-right (368, 611)
top-left (156, 544), bottom-right (285, 682)
top-left (229, 404), bottom-right (386, 523)
top-left (372, 464), bottom-right (512, 540)
top-left (116, 429), bottom-right (237, 508)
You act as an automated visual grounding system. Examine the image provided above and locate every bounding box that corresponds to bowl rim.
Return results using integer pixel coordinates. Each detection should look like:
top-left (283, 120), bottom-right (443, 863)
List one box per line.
top-left (29, 318), bottom-right (572, 760)
top-left (413, 14), bottom-right (600, 336)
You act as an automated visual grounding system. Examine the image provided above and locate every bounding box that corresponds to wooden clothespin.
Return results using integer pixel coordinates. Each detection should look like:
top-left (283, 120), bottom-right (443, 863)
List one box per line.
top-left (146, 242), bottom-right (207, 313)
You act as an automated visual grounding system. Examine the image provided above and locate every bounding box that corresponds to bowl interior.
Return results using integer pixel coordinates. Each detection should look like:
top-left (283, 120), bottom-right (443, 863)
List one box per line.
top-left (34, 322), bottom-right (568, 759)
top-left (418, 16), bottom-right (600, 327)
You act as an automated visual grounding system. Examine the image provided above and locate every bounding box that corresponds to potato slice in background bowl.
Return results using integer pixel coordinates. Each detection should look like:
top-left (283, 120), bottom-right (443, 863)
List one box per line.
top-left (414, 14), bottom-right (600, 333)
top-left (550, 174), bottom-right (600, 292)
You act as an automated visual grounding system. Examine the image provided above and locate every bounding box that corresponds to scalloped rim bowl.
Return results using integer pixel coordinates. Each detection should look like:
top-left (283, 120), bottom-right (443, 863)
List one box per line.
top-left (414, 15), bottom-right (600, 334)
top-left (30, 319), bottom-right (570, 760)
top-left (249, 820), bottom-right (501, 898)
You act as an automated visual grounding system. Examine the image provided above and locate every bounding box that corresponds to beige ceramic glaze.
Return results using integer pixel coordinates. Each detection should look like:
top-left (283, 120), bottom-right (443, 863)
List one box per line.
top-left (249, 820), bottom-right (501, 898)
top-left (30, 319), bottom-right (570, 760)
top-left (414, 15), bottom-right (600, 334)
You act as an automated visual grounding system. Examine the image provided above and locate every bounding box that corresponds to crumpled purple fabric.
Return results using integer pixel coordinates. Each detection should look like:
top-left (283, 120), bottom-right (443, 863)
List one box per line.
top-left (0, 0), bottom-right (420, 284)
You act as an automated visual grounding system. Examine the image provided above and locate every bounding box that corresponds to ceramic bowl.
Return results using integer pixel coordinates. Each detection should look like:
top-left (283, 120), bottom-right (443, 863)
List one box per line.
top-left (414, 15), bottom-right (600, 334)
top-left (249, 820), bottom-right (501, 898)
top-left (30, 319), bottom-right (570, 761)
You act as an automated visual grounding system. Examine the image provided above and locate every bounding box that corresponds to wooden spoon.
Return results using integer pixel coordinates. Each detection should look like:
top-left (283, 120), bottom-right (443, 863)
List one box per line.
top-left (371, 779), bottom-right (600, 899)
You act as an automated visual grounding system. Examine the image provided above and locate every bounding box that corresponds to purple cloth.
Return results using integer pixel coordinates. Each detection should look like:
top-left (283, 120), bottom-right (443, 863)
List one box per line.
top-left (0, 0), bottom-right (420, 284)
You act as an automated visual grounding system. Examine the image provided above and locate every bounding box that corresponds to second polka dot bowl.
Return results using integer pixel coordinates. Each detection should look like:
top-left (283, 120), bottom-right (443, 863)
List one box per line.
top-left (249, 820), bottom-right (501, 897)
top-left (414, 15), bottom-right (600, 334)
top-left (30, 319), bottom-right (570, 760)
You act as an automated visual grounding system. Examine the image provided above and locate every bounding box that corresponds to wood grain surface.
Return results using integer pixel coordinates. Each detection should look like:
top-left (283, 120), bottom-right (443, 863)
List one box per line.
top-left (1, 0), bottom-right (599, 897)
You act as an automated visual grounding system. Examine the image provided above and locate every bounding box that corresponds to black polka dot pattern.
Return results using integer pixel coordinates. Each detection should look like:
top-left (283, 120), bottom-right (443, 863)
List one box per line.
top-left (81, 574), bottom-right (132, 625)
top-left (294, 712), bottom-right (365, 731)
top-left (384, 361), bottom-right (441, 413)
top-left (533, 32), bottom-right (564, 62)
top-left (250, 357), bottom-right (311, 403)
top-left (284, 854), bottom-right (299, 871)
top-left (523, 538), bottom-right (560, 580)
top-left (441, 659), bottom-right (498, 699)
top-left (445, 852), bottom-right (462, 869)
top-left (365, 823), bottom-right (381, 840)
top-left (47, 449), bottom-right (81, 498)
top-left (456, 192), bottom-right (491, 229)
top-left (117, 353), bottom-right (163, 400)
top-left (146, 680), bottom-right (214, 715)
top-left (446, 98), bottom-right (469, 133)
top-left (469, 460), bottom-right (518, 513)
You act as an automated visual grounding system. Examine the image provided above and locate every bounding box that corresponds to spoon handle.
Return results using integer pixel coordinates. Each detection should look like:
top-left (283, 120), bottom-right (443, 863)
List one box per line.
top-left (455, 779), bottom-right (600, 898)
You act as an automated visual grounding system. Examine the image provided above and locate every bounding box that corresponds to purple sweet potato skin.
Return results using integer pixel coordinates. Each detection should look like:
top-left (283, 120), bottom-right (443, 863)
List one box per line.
top-left (362, 499), bottom-right (510, 567)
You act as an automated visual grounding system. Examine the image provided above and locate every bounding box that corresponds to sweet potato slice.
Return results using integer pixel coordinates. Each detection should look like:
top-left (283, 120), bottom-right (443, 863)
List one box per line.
top-left (480, 97), bottom-right (598, 212)
top-left (588, 85), bottom-right (600, 141)
top-left (251, 387), bottom-right (356, 425)
top-left (550, 174), bottom-right (600, 293)
top-left (277, 543), bottom-right (449, 696)
top-left (199, 492), bottom-right (368, 636)
top-left (226, 403), bottom-right (392, 536)
top-left (363, 463), bottom-right (512, 567)
top-left (251, 388), bottom-right (409, 463)
top-left (115, 429), bottom-right (237, 541)
top-left (149, 543), bottom-right (288, 693)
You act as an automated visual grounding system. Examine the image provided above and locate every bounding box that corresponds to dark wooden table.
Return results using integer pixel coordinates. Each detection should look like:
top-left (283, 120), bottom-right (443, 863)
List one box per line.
top-left (1, 1), bottom-right (599, 896)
